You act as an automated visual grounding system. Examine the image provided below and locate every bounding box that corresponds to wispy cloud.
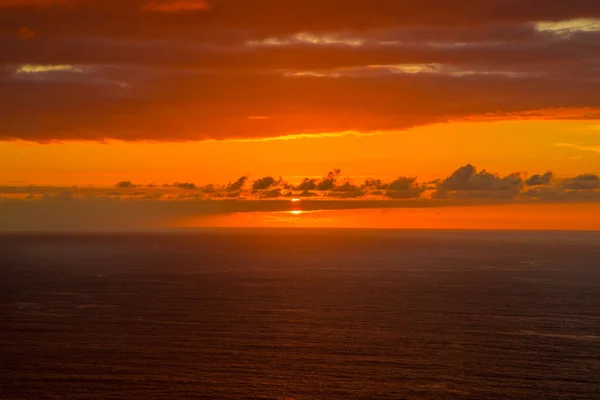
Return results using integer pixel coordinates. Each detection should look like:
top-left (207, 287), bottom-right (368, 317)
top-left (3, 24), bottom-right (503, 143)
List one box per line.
top-left (554, 142), bottom-right (600, 154)
top-left (536, 18), bottom-right (600, 36)
top-left (15, 64), bottom-right (83, 74)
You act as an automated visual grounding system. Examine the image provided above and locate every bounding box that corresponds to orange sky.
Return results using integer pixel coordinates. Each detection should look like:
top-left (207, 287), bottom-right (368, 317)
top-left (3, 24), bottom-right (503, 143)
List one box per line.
top-left (1, 120), bottom-right (599, 186)
top-left (1, 1), bottom-right (600, 231)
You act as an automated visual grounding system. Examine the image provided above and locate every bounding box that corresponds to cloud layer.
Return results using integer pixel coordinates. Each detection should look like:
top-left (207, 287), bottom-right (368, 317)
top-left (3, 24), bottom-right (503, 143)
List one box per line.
top-left (2, 164), bottom-right (599, 202)
top-left (2, 163), bottom-right (600, 231)
top-left (0, 0), bottom-right (600, 140)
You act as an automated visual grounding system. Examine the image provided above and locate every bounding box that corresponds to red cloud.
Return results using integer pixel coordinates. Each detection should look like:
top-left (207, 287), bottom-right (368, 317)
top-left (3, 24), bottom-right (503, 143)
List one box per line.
top-left (1, 0), bottom-right (600, 142)
top-left (0, 0), bottom-right (70, 7)
top-left (139, 0), bottom-right (211, 13)
top-left (16, 26), bottom-right (35, 38)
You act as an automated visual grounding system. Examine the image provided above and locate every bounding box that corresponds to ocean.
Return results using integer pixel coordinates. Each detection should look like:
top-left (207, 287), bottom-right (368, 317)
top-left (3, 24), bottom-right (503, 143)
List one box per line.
top-left (0, 230), bottom-right (599, 399)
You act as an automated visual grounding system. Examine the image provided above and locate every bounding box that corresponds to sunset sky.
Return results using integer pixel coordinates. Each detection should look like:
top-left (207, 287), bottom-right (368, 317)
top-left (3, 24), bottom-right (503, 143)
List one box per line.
top-left (1, 0), bottom-right (600, 230)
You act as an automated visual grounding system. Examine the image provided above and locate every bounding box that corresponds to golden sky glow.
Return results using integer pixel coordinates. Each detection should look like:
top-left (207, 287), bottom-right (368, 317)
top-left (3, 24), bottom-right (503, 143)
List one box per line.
top-left (184, 204), bottom-right (600, 231)
top-left (1, 120), bottom-right (599, 186)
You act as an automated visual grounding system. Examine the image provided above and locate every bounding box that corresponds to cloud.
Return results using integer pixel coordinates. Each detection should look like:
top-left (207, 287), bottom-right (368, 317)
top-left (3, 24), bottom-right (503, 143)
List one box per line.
top-left (201, 183), bottom-right (215, 193)
top-left (296, 178), bottom-right (318, 191)
top-left (385, 177), bottom-right (425, 199)
top-left (0, 1), bottom-right (599, 141)
top-left (536, 18), bottom-right (600, 35)
top-left (41, 190), bottom-right (74, 201)
top-left (524, 174), bottom-right (600, 202)
top-left (4, 31), bottom-right (600, 71)
top-left (0, 65), bottom-right (598, 141)
top-left (252, 176), bottom-right (278, 191)
top-left (227, 176), bottom-right (248, 192)
top-left (361, 177), bottom-right (424, 199)
top-left (16, 26), bottom-right (35, 38)
top-left (3, 166), bottom-right (600, 204)
top-left (330, 182), bottom-right (364, 199)
top-left (139, 0), bottom-right (211, 13)
top-left (173, 182), bottom-right (197, 190)
top-left (260, 189), bottom-right (283, 199)
top-left (116, 181), bottom-right (138, 189)
top-left (0, 197), bottom-right (439, 232)
top-left (362, 179), bottom-right (388, 191)
top-left (0, 0), bottom-right (70, 8)
top-left (440, 164), bottom-right (523, 191)
top-left (317, 169), bottom-right (341, 191)
top-left (562, 174), bottom-right (600, 190)
top-left (297, 190), bottom-right (317, 198)
top-left (434, 164), bottom-right (524, 200)
top-left (291, 170), bottom-right (350, 194)
top-left (554, 142), bottom-right (600, 154)
top-left (3, 1), bottom-right (600, 32)
top-left (2, 164), bottom-right (600, 232)
top-left (525, 172), bottom-right (554, 186)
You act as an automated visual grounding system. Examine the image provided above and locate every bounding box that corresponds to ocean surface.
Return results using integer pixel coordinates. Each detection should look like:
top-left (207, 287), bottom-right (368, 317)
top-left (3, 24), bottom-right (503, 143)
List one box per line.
top-left (0, 230), bottom-right (599, 399)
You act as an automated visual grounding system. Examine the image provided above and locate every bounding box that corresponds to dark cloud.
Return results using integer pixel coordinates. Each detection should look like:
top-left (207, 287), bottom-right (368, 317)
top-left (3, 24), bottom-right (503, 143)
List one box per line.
top-left (3, 166), bottom-right (600, 203)
top-left (202, 183), bottom-right (215, 193)
top-left (297, 190), bottom-right (317, 198)
top-left (362, 177), bottom-right (425, 199)
top-left (524, 174), bottom-right (600, 201)
top-left (0, 196), bottom-right (438, 232)
top-left (440, 164), bottom-right (523, 191)
top-left (252, 176), bottom-right (278, 191)
top-left (2, 1), bottom-right (600, 37)
top-left (1, 66), bottom-right (598, 141)
top-left (41, 189), bottom-right (74, 201)
top-left (385, 177), bottom-right (425, 199)
top-left (562, 174), bottom-right (600, 190)
top-left (116, 180), bottom-right (138, 189)
top-left (296, 178), bottom-right (318, 191)
top-left (362, 179), bottom-right (388, 191)
top-left (291, 170), bottom-right (346, 193)
top-left (330, 182), bottom-right (364, 199)
top-left (4, 31), bottom-right (600, 70)
top-left (2, 165), bottom-right (600, 233)
top-left (227, 176), bottom-right (248, 192)
top-left (0, 1), bottom-right (599, 141)
top-left (260, 188), bottom-right (282, 199)
top-left (433, 165), bottom-right (525, 200)
top-left (173, 182), bottom-right (197, 190)
top-left (317, 169), bottom-right (341, 191)
top-left (525, 171), bottom-right (554, 186)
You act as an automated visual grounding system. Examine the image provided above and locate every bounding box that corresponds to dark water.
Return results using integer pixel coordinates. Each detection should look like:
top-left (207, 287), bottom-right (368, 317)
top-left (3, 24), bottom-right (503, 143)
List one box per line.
top-left (1, 230), bottom-right (599, 399)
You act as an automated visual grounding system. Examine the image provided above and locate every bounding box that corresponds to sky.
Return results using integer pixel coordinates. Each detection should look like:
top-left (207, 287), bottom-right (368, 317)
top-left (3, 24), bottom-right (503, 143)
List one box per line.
top-left (1, 0), bottom-right (600, 231)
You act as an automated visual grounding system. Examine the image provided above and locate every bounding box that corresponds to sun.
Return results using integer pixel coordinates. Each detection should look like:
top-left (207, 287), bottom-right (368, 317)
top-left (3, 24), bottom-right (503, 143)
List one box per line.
top-left (290, 210), bottom-right (303, 215)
